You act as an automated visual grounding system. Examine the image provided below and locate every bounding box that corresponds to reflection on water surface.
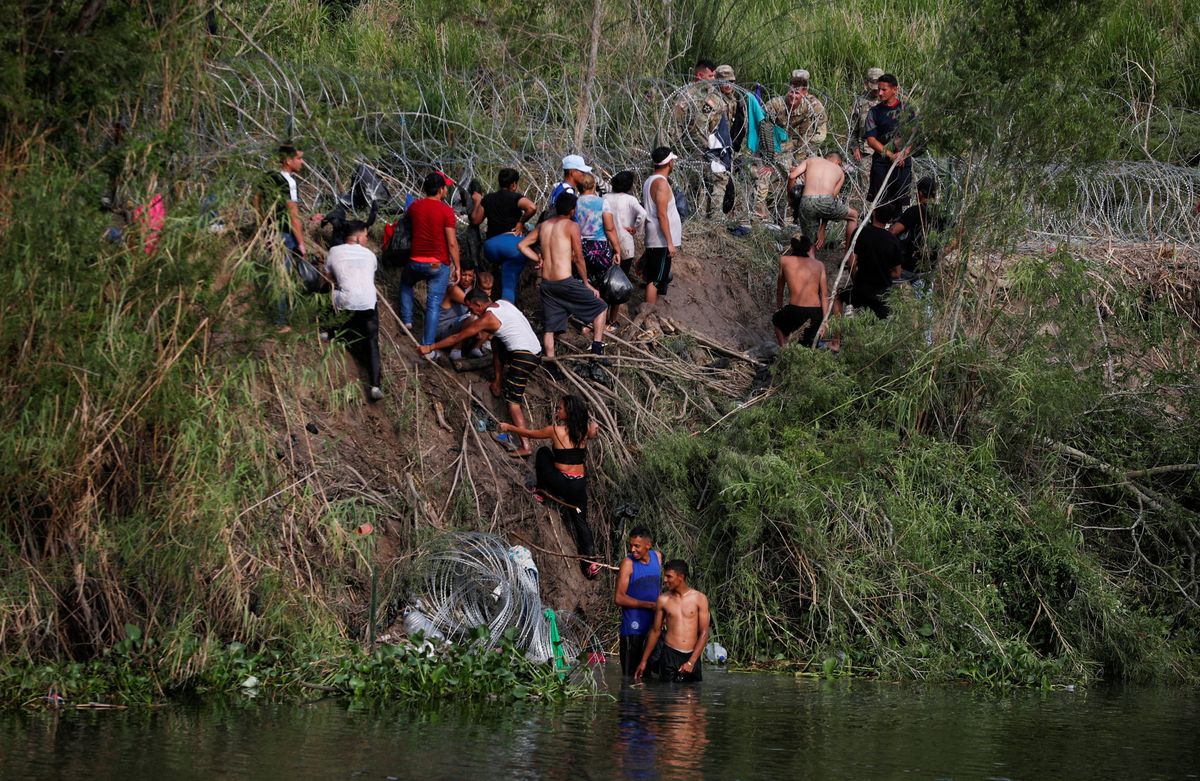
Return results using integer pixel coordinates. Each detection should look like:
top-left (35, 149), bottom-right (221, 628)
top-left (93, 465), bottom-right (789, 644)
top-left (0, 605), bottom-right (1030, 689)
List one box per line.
top-left (2, 669), bottom-right (1197, 780)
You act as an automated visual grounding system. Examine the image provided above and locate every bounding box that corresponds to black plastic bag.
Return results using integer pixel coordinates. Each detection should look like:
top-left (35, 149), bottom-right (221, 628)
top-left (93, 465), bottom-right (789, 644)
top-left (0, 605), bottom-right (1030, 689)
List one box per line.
top-left (601, 264), bottom-right (634, 305)
top-left (673, 185), bottom-right (692, 222)
top-left (294, 255), bottom-right (326, 294)
top-left (351, 162), bottom-right (390, 209)
top-left (722, 179), bottom-right (735, 214)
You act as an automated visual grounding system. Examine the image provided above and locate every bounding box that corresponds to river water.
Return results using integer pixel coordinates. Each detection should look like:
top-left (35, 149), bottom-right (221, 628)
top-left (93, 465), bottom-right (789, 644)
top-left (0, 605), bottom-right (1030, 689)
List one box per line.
top-left (2, 669), bottom-right (1197, 780)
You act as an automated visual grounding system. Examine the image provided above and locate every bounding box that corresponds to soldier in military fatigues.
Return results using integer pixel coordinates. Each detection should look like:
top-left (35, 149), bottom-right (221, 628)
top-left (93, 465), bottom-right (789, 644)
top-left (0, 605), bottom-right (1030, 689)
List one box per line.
top-left (754, 75), bottom-right (828, 223)
top-left (672, 63), bottom-right (723, 218)
top-left (847, 67), bottom-right (884, 189)
top-left (711, 64), bottom-right (749, 232)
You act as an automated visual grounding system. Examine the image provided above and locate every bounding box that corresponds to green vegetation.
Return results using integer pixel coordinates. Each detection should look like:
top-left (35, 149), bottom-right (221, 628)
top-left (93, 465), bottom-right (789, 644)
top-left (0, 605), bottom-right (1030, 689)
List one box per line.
top-left (1, 0), bottom-right (1197, 703)
top-left (1, 625), bottom-right (583, 705)
top-left (631, 253), bottom-right (1200, 684)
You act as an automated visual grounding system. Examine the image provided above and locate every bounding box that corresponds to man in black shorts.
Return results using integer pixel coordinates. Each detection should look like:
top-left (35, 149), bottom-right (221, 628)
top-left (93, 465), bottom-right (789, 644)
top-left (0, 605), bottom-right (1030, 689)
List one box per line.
top-left (518, 193), bottom-right (608, 361)
top-left (635, 559), bottom-right (710, 683)
top-left (773, 235), bottom-right (828, 347)
top-left (641, 147), bottom-right (683, 306)
top-left (834, 205), bottom-right (902, 320)
top-left (420, 288), bottom-right (543, 454)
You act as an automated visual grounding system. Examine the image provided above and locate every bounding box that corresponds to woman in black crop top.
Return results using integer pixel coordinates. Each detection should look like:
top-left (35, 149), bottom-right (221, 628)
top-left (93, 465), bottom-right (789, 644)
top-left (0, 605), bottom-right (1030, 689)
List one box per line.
top-left (499, 394), bottom-right (601, 577)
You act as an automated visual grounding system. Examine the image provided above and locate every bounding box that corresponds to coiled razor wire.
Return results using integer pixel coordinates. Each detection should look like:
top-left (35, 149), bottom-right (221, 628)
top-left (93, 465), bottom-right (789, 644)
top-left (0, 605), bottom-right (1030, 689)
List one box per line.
top-left (400, 532), bottom-right (601, 666)
top-left (130, 61), bottom-right (1199, 244)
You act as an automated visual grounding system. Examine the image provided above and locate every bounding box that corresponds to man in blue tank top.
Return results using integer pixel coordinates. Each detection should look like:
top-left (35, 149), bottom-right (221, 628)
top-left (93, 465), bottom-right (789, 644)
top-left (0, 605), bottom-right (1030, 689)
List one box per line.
top-left (614, 527), bottom-right (661, 676)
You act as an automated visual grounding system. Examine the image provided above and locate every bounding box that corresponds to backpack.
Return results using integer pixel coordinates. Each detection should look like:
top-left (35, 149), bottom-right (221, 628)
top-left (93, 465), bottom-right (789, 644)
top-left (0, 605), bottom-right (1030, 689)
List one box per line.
top-left (381, 212), bottom-right (411, 267)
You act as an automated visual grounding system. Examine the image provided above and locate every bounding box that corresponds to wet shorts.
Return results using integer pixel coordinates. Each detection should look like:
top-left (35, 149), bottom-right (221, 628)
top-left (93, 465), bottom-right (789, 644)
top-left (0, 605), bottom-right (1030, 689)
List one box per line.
top-left (798, 195), bottom-right (851, 243)
top-left (772, 304), bottom-right (824, 346)
top-left (502, 350), bottom-right (541, 404)
top-left (655, 642), bottom-right (702, 683)
top-left (540, 277), bottom-right (608, 334)
top-left (619, 634), bottom-right (648, 677)
top-left (642, 247), bottom-right (673, 295)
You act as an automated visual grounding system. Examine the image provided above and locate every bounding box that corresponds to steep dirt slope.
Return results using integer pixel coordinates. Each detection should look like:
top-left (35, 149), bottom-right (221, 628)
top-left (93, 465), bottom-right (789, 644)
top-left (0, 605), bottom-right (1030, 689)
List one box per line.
top-left (264, 226), bottom-right (778, 647)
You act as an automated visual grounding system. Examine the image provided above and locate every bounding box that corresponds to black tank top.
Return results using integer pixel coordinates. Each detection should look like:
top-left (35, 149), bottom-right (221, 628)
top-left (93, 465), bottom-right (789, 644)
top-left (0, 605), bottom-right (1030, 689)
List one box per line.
top-left (481, 190), bottom-right (524, 239)
top-left (552, 446), bottom-right (586, 465)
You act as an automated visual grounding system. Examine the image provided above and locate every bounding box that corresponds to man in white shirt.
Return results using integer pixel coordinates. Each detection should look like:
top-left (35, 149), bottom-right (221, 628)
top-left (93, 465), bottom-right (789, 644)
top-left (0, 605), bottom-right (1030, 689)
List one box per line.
top-left (419, 289), bottom-right (542, 454)
top-left (325, 221), bottom-right (384, 400)
top-left (258, 144), bottom-right (308, 330)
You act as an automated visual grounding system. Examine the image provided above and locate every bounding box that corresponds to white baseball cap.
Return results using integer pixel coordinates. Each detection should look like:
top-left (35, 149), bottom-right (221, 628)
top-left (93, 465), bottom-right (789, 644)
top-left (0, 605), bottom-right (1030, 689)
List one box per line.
top-left (562, 154), bottom-right (593, 173)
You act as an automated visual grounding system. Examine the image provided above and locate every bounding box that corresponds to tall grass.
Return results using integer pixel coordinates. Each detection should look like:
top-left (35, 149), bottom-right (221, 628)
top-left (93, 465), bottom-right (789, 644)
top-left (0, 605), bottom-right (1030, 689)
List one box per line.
top-left (1, 0), bottom-right (1197, 697)
top-left (0, 142), bottom-right (359, 671)
top-left (629, 256), bottom-right (1200, 683)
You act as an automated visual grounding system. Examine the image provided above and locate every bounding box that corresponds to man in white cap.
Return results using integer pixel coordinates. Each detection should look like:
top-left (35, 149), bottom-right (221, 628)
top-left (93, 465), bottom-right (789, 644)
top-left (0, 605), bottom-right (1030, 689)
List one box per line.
top-left (848, 67), bottom-right (885, 187)
top-left (643, 146), bottom-right (682, 306)
top-left (755, 75), bottom-right (828, 224)
top-left (549, 154), bottom-right (592, 213)
top-left (790, 68), bottom-right (810, 84)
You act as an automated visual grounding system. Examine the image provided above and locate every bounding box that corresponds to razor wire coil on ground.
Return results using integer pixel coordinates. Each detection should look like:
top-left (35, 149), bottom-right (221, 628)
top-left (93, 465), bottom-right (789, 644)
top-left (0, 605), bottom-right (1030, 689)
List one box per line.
top-left (400, 532), bottom-right (600, 666)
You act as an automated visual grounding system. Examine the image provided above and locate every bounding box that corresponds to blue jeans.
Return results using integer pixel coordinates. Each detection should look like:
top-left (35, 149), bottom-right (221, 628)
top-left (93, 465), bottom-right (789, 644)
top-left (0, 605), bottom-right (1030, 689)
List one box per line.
top-left (484, 234), bottom-right (525, 303)
top-left (275, 232), bottom-right (301, 325)
top-left (399, 260), bottom-right (452, 345)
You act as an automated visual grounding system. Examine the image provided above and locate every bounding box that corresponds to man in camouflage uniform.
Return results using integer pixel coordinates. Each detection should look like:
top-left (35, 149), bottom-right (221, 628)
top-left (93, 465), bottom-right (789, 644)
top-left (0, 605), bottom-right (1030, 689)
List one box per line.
top-left (847, 67), bottom-right (884, 189)
top-left (754, 75), bottom-right (828, 224)
top-left (710, 64), bottom-right (750, 233)
top-left (673, 58), bottom-right (734, 223)
top-left (673, 58), bottom-right (720, 141)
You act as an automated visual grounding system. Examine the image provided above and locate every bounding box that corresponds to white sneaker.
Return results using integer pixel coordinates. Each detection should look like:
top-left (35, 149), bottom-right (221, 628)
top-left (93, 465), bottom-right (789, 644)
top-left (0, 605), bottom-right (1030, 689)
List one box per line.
top-left (423, 349), bottom-right (441, 362)
top-left (369, 386), bottom-right (384, 400)
top-left (449, 348), bottom-right (463, 361)
top-left (467, 347), bottom-right (485, 358)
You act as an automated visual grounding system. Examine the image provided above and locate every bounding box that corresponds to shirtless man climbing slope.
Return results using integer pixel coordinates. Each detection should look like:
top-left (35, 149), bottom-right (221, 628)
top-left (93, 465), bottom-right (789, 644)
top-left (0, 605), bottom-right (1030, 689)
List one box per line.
top-left (518, 193), bottom-right (608, 364)
top-left (635, 559), bottom-right (710, 683)
top-left (787, 151), bottom-right (858, 250)
top-left (773, 234), bottom-right (828, 348)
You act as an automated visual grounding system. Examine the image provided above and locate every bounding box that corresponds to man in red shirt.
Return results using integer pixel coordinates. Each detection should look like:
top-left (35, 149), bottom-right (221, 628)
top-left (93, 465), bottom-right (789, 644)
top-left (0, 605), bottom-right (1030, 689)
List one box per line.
top-left (400, 171), bottom-right (462, 353)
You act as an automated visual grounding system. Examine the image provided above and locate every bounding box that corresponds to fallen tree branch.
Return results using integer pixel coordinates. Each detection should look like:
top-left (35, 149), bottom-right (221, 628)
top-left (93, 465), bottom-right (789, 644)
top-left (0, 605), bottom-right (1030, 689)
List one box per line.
top-left (510, 532), bottom-right (618, 571)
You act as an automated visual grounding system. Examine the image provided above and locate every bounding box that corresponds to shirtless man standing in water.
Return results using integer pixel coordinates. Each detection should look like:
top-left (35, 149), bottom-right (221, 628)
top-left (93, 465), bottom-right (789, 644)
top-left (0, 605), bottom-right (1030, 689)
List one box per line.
top-left (635, 559), bottom-right (710, 683)
top-left (787, 151), bottom-right (858, 250)
top-left (518, 192), bottom-right (608, 362)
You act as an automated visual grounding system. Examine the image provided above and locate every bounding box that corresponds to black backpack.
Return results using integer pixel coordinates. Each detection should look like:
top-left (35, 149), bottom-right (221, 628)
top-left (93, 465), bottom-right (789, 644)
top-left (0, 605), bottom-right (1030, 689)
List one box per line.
top-left (381, 212), bottom-right (411, 267)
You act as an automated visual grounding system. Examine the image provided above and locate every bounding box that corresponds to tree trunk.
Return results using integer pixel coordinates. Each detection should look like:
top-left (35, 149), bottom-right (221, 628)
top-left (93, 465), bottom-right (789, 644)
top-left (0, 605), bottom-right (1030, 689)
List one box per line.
top-left (70, 0), bottom-right (108, 35)
top-left (572, 0), bottom-right (603, 152)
